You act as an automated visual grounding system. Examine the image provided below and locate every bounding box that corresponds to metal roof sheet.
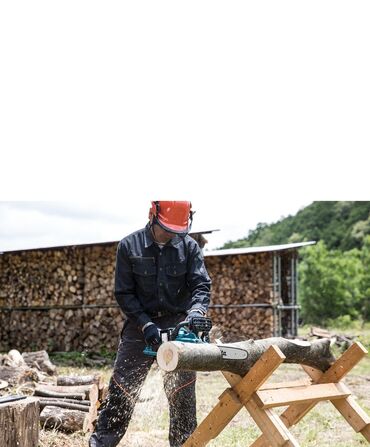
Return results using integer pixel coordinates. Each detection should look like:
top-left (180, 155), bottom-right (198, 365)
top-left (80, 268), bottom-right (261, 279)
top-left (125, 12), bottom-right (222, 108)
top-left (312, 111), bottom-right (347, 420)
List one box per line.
top-left (203, 241), bottom-right (316, 257)
top-left (0, 229), bottom-right (220, 254)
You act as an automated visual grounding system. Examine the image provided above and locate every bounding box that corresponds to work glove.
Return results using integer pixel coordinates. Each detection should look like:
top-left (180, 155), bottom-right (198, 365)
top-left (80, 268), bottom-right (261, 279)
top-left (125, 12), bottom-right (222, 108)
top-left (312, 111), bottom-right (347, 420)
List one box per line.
top-left (142, 322), bottom-right (161, 349)
top-left (186, 311), bottom-right (212, 334)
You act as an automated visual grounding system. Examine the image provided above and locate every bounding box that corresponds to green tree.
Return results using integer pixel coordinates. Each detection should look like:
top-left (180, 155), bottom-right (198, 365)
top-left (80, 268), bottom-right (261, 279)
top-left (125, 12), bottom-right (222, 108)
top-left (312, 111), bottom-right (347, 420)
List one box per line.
top-left (359, 235), bottom-right (370, 322)
top-left (298, 242), bottom-right (364, 324)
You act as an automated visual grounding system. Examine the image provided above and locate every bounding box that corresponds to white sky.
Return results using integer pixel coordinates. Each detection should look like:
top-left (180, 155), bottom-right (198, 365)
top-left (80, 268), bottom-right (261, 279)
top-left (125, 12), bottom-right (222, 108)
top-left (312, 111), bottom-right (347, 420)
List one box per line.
top-left (0, 1), bottom-right (369, 251)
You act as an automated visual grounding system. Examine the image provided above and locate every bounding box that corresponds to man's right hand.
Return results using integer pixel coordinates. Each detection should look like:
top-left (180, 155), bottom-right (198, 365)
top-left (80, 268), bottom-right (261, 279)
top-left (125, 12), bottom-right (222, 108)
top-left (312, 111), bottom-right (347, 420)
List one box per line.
top-left (142, 322), bottom-right (161, 349)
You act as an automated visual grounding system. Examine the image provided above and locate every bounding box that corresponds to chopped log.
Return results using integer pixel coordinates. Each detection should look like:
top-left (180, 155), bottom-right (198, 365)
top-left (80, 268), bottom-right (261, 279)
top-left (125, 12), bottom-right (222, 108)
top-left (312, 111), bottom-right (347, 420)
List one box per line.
top-left (22, 351), bottom-right (57, 376)
top-left (0, 379), bottom-right (9, 390)
top-left (310, 326), bottom-right (332, 338)
top-left (57, 374), bottom-right (102, 388)
top-left (38, 400), bottom-right (90, 412)
top-left (40, 405), bottom-right (85, 432)
top-left (34, 389), bottom-right (85, 400)
top-left (157, 337), bottom-right (335, 375)
top-left (35, 383), bottom-right (99, 401)
top-left (0, 366), bottom-right (39, 385)
top-left (38, 397), bottom-right (90, 406)
top-left (0, 397), bottom-right (39, 446)
top-left (8, 349), bottom-right (26, 367)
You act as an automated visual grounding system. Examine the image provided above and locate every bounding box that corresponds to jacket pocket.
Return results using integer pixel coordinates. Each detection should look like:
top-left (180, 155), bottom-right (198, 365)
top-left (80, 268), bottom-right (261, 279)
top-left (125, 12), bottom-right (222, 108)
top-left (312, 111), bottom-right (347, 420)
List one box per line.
top-left (165, 263), bottom-right (187, 296)
top-left (132, 260), bottom-right (156, 295)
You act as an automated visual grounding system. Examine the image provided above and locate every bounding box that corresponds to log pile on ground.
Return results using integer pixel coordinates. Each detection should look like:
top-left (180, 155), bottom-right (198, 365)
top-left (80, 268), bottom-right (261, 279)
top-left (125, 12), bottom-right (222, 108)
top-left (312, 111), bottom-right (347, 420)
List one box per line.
top-left (0, 349), bottom-right (106, 433)
top-left (36, 375), bottom-right (105, 433)
top-left (0, 349), bottom-right (55, 385)
top-left (205, 253), bottom-right (274, 341)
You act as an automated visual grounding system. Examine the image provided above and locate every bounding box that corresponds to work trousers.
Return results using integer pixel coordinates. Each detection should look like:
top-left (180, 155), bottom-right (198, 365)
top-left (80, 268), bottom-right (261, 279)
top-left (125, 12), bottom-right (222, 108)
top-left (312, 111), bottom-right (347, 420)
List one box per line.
top-left (89, 314), bottom-right (197, 447)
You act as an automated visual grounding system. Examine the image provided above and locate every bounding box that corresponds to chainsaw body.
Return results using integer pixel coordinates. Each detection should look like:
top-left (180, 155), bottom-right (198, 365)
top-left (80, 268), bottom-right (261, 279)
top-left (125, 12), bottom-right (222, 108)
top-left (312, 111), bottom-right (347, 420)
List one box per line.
top-left (143, 318), bottom-right (212, 357)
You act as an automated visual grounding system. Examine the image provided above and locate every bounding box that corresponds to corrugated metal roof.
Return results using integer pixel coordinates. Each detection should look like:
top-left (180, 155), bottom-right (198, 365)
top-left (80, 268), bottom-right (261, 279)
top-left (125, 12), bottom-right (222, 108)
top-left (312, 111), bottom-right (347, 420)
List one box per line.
top-left (204, 241), bottom-right (316, 257)
top-left (0, 229), bottom-right (221, 255)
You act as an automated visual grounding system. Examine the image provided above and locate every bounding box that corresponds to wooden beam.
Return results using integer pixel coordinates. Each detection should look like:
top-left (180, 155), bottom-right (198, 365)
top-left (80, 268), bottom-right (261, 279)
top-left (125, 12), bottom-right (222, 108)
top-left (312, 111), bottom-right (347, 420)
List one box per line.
top-left (246, 397), bottom-right (300, 447)
top-left (182, 388), bottom-right (242, 447)
top-left (254, 383), bottom-right (350, 409)
top-left (259, 379), bottom-right (311, 391)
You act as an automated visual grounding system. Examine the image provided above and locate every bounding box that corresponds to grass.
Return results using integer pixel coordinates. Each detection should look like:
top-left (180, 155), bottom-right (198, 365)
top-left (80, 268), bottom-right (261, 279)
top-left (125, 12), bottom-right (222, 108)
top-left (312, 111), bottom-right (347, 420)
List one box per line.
top-left (38, 324), bottom-right (370, 447)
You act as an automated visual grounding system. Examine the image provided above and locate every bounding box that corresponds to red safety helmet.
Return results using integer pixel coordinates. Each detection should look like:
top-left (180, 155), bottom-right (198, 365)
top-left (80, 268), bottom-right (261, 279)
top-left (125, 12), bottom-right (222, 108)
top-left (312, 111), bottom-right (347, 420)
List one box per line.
top-left (149, 201), bottom-right (194, 234)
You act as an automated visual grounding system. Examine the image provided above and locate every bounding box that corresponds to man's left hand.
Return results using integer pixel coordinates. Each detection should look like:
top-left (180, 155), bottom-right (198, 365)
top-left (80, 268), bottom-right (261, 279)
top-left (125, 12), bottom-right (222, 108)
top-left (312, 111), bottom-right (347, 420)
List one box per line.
top-left (186, 311), bottom-right (212, 333)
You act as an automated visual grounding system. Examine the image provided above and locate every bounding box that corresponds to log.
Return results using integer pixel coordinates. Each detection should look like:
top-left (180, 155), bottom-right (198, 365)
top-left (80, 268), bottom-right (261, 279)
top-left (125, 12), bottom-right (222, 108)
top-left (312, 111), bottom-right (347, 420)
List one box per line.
top-left (57, 374), bottom-right (102, 387)
top-left (0, 397), bottom-right (39, 447)
top-left (8, 349), bottom-right (26, 367)
top-left (38, 399), bottom-right (90, 412)
top-left (34, 389), bottom-right (85, 400)
top-left (0, 366), bottom-right (39, 385)
top-left (157, 337), bottom-right (335, 375)
top-left (40, 405), bottom-right (85, 432)
top-left (0, 380), bottom-right (9, 390)
top-left (35, 383), bottom-right (99, 401)
top-left (38, 397), bottom-right (91, 406)
top-left (22, 351), bottom-right (57, 376)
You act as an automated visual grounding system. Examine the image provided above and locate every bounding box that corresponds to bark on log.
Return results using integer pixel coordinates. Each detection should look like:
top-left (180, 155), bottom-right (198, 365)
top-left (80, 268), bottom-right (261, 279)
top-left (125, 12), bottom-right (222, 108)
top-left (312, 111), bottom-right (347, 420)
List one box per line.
top-left (38, 397), bottom-right (91, 406)
top-left (157, 337), bottom-right (335, 375)
top-left (40, 405), bottom-right (86, 432)
top-left (34, 389), bottom-right (85, 400)
top-left (0, 397), bottom-right (39, 447)
top-left (38, 400), bottom-right (90, 412)
top-left (57, 374), bottom-right (102, 388)
top-left (35, 383), bottom-right (99, 401)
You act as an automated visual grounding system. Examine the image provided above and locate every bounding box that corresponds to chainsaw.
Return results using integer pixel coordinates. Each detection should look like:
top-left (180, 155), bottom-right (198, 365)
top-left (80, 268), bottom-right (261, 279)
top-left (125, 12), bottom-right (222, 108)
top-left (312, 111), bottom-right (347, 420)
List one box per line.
top-left (143, 317), bottom-right (248, 360)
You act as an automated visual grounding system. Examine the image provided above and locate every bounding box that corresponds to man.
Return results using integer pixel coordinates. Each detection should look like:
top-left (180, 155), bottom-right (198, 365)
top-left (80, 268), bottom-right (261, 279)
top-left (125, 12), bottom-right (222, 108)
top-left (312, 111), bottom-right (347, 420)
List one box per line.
top-left (90, 201), bottom-right (212, 447)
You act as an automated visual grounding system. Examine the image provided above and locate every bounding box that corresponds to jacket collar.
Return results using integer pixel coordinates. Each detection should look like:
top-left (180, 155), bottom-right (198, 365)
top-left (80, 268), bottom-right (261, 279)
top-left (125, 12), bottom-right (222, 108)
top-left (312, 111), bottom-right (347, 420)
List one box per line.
top-left (144, 223), bottom-right (183, 248)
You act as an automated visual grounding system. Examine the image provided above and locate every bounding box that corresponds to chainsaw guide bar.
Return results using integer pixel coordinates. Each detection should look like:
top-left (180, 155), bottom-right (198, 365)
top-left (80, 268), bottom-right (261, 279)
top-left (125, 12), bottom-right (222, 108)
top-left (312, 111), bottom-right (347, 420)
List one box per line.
top-left (217, 345), bottom-right (248, 360)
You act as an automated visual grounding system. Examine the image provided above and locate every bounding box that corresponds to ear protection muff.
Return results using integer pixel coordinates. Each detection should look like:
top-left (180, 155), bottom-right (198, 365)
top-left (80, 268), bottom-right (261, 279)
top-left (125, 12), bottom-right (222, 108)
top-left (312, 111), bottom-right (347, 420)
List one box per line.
top-left (149, 201), bottom-right (160, 225)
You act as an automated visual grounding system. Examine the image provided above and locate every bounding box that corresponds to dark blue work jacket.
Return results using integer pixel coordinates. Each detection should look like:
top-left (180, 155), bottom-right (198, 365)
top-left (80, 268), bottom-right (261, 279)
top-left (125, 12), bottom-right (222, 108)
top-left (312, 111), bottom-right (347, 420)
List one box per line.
top-left (114, 224), bottom-right (212, 328)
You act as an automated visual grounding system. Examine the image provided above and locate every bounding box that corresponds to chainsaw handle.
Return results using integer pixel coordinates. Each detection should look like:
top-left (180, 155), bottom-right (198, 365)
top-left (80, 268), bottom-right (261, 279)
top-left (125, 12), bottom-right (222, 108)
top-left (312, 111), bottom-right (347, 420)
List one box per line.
top-left (170, 321), bottom-right (189, 340)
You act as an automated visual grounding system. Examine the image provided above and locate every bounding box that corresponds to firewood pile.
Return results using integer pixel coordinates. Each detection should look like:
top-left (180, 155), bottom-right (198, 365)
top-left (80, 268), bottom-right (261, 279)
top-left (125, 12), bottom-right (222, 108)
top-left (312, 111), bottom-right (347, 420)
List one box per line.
top-left (0, 245), bottom-right (277, 352)
top-left (205, 253), bottom-right (274, 341)
top-left (0, 245), bottom-right (124, 352)
top-left (0, 349), bottom-right (107, 433)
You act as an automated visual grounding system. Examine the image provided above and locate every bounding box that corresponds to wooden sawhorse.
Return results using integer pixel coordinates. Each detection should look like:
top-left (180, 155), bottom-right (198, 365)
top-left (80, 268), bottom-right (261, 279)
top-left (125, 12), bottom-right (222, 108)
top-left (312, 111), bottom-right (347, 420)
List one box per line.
top-left (183, 342), bottom-right (370, 446)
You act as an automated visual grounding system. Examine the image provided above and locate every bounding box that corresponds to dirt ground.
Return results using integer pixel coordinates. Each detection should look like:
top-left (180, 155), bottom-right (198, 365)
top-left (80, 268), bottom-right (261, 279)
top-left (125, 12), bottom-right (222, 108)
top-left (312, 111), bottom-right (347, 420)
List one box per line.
top-left (37, 354), bottom-right (370, 447)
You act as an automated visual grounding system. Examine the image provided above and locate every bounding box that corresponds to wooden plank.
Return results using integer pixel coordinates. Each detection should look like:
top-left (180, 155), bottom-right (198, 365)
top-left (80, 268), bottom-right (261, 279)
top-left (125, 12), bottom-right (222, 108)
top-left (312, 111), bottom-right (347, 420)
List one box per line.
top-left (260, 379), bottom-right (311, 391)
top-left (183, 388), bottom-right (242, 447)
top-left (246, 397), bottom-right (300, 447)
top-left (360, 423), bottom-right (370, 442)
top-left (255, 383), bottom-right (350, 409)
top-left (332, 396), bottom-right (370, 435)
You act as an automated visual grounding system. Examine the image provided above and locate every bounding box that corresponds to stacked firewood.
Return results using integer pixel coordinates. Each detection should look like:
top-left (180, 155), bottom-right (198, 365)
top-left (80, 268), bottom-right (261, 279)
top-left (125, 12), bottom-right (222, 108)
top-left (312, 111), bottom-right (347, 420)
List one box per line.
top-left (205, 253), bottom-right (274, 341)
top-left (0, 245), bottom-right (122, 352)
top-left (0, 245), bottom-right (276, 352)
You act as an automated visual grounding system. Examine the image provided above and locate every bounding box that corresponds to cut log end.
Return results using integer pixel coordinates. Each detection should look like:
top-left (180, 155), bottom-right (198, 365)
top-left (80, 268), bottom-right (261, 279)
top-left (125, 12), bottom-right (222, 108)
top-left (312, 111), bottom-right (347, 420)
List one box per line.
top-left (157, 343), bottom-right (179, 371)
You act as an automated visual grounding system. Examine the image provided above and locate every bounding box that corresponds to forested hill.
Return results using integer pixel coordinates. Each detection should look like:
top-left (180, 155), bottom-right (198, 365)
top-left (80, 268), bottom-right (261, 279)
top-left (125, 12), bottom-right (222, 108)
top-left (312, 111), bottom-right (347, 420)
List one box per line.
top-left (222, 201), bottom-right (370, 251)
